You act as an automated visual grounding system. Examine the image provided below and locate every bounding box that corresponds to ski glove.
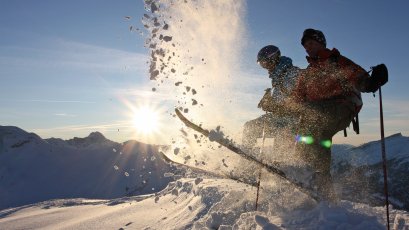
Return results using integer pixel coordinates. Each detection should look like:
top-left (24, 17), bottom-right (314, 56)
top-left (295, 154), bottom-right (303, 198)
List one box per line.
top-left (258, 88), bottom-right (273, 111)
top-left (365, 64), bottom-right (388, 93)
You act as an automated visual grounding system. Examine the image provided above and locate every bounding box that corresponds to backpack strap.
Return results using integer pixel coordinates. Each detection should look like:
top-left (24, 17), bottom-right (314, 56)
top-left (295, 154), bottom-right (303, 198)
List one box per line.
top-left (343, 114), bottom-right (360, 137)
top-left (352, 114), bottom-right (360, 134)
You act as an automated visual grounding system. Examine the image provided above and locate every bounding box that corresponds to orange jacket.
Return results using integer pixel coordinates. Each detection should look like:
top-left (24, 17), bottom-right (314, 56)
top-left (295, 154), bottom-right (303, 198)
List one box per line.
top-left (292, 48), bottom-right (369, 102)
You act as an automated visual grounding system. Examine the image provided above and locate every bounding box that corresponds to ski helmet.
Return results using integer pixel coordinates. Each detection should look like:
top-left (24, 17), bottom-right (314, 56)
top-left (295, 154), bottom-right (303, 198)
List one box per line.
top-left (257, 45), bottom-right (280, 69)
top-left (301, 28), bottom-right (326, 47)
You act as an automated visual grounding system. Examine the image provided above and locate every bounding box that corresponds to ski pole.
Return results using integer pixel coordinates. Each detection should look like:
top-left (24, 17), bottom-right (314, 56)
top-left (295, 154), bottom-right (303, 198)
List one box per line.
top-left (255, 112), bottom-right (268, 211)
top-left (378, 86), bottom-right (390, 230)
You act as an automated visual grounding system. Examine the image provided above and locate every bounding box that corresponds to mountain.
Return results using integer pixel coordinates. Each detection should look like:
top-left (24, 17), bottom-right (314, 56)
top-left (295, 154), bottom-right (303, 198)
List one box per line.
top-left (0, 126), bottom-right (181, 210)
top-left (1, 126), bottom-right (409, 228)
top-left (2, 126), bottom-right (409, 212)
top-left (332, 133), bottom-right (409, 211)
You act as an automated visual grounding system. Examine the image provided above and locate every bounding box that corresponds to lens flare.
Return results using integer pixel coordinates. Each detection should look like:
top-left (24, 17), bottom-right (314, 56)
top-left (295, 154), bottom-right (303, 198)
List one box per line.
top-left (295, 135), bottom-right (314, 144)
top-left (320, 140), bottom-right (332, 148)
top-left (296, 135), bottom-right (332, 148)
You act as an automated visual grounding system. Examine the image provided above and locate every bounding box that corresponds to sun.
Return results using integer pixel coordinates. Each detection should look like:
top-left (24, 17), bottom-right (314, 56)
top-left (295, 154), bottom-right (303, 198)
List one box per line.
top-left (132, 106), bottom-right (160, 134)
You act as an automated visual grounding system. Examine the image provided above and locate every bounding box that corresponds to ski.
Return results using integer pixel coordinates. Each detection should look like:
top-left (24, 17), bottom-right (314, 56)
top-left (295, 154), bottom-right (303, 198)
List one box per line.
top-left (175, 108), bottom-right (321, 202)
top-left (159, 150), bottom-right (258, 187)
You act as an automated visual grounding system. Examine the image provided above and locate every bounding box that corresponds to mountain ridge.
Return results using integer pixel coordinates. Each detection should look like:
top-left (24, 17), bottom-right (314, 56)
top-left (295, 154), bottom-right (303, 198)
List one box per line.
top-left (0, 125), bottom-right (177, 210)
top-left (1, 125), bottom-right (408, 212)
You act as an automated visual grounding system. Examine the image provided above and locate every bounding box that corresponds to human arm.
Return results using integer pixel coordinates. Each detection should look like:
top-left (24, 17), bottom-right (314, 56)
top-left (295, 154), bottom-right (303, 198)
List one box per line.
top-left (258, 87), bottom-right (304, 118)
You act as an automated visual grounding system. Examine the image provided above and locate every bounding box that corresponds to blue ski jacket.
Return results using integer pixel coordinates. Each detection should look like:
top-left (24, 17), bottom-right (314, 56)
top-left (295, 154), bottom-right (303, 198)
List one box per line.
top-left (268, 56), bottom-right (300, 105)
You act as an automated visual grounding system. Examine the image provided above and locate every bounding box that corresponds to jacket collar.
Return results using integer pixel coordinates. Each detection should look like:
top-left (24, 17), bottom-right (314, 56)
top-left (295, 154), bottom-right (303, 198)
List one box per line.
top-left (306, 48), bottom-right (340, 64)
top-left (268, 56), bottom-right (293, 76)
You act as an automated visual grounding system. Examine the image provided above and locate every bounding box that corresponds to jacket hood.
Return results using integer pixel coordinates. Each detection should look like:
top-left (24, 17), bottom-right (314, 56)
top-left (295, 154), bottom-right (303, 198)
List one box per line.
top-left (269, 56), bottom-right (293, 79)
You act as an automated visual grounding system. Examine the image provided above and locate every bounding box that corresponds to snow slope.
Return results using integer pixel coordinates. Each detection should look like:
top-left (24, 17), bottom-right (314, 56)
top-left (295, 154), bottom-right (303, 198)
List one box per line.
top-left (1, 178), bottom-right (408, 229)
top-left (1, 126), bottom-right (409, 229)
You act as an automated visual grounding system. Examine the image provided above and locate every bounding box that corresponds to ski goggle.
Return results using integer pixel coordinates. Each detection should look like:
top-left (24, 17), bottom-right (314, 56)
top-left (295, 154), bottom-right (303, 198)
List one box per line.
top-left (257, 58), bottom-right (278, 69)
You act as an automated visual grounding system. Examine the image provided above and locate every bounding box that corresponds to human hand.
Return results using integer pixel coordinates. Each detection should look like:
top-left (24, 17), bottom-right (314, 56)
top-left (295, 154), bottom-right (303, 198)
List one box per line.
top-left (258, 88), bottom-right (273, 111)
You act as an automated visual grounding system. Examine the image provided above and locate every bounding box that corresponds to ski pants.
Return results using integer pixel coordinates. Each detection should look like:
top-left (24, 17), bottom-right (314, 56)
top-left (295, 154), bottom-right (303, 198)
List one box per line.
top-left (295, 99), bottom-right (356, 201)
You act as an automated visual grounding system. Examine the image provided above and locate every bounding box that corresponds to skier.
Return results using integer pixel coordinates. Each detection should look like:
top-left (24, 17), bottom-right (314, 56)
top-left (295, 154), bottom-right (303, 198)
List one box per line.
top-left (242, 45), bottom-right (300, 160)
top-left (256, 45), bottom-right (300, 114)
top-left (289, 28), bottom-right (377, 202)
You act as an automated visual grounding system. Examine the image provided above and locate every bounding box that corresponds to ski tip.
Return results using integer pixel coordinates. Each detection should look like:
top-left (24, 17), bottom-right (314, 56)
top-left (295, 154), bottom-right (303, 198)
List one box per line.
top-left (175, 108), bottom-right (186, 120)
top-left (175, 108), bottom-right (182, 116)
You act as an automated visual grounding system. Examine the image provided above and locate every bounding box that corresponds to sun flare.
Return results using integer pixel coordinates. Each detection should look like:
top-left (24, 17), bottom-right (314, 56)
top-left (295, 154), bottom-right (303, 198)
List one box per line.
top-left (133, 106), bottom-right (160, 134)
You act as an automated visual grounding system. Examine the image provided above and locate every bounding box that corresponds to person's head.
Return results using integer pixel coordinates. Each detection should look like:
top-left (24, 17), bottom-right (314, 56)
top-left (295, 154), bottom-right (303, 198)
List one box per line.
top-left (257, 45), bottom-right (280, 71)
top-left (301, 28), bottom-right (326, 58)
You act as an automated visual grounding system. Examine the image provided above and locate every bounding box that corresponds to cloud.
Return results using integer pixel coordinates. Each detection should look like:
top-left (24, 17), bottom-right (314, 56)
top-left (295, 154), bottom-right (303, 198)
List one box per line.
top-left (54, 113), bottom-right (77, 117)
top-left (33, 121), bottom-right (131, 132)
top-left (54, 40), bottom-right (148, 73)
top-left (0, 99), bottom-right (96, 104)
top-left (31, 121), bottom-right (134, 140)
top-left (0, 39), bottom-right (149, 78)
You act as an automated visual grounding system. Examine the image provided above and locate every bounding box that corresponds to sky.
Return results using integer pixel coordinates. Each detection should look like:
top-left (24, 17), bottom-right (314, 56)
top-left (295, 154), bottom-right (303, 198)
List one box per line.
top-left (1, 0), bottom-right (409, 146)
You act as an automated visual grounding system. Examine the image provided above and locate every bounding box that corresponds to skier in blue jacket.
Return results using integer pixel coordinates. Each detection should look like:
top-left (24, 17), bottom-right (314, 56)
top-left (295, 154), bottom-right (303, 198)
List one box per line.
top-left (242, 45), bottom-right (300, 152)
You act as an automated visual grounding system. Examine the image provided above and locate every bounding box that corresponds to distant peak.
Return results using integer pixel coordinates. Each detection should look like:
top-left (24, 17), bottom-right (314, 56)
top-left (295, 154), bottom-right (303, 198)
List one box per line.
top-left (0, 125), bottom-right (27, 135)
top-left (386, 133), bottom-right (402, 139)
top-left (66, 131), bottom-right (111, 148)
top-left (0, 125), bottom-right (42, 140)
top-left (358, 132), bottom-right (405, 149)
top-left (87, 132), bottom-right (106, 141)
